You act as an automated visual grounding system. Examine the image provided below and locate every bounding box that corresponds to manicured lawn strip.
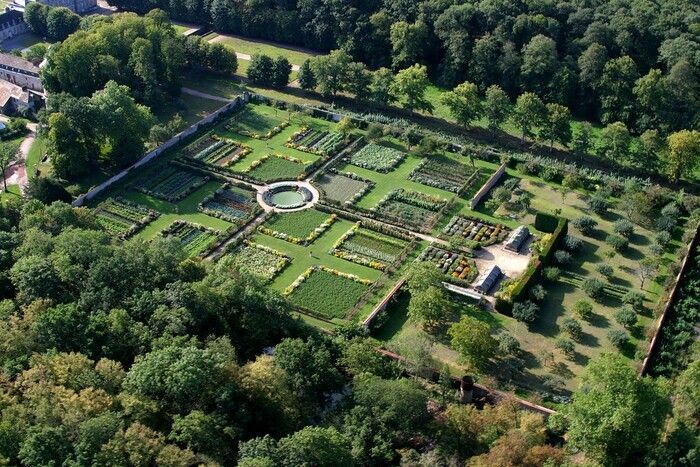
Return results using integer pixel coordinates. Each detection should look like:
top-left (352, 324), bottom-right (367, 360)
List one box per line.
top-left (213, 34), bottom-right (318, 65)
top-left (262, 209), bottom-right (331, 239)
top-left (26, 135), bottom-right (48, 179)
top-left (124, 181), bottom-right (233, 240)
top-left (287, 268), bottom-right (369, 319)
top-left (227, 104), bottom-right (288, 136)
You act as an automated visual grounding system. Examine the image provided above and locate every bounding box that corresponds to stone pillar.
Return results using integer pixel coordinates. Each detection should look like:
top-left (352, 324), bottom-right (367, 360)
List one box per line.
top-left (459, 375), bottom-right (474, 404)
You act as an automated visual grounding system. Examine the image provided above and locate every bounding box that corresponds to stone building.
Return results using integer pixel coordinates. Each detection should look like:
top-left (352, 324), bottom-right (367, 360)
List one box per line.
top-left (0, 53), bottom-right (43, 93)
top-left (9, 0), bottom-right (98, 14)
top-left (0, 10), bottom-right (29, 42)
top-left (0, 79), bottom-right (42, 114)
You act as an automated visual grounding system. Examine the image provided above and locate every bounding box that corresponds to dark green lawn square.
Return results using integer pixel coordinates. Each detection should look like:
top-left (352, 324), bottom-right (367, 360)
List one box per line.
top-left (263, 209), bottom-right (331, 239)
top-left (288, 269), bottom-right (369, 319)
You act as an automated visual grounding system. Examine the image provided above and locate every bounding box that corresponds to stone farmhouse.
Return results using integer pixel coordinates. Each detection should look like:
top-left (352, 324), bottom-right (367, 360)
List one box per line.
top-left (8, 0), bottom-right (98, 15)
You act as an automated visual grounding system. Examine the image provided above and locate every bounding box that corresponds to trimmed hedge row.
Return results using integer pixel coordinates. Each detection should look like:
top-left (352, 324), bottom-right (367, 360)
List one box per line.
top-left (495, 214), bottom-right (568, 315)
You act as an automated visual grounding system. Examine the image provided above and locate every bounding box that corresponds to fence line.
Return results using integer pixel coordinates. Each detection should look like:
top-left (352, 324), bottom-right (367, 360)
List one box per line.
top-left (72, 93), bottom-right (250, 207)
top-left (470, 162), bottom-right (507, 209)
top-left (640, 221), bottom-right (700, 376)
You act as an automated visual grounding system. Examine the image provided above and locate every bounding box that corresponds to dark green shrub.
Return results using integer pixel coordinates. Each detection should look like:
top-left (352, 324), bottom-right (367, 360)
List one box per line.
top-left (535, 212), bottom-right (559, 233)
top-left (596, 264), bottom-right (614, 279)
top-left (573, 300), bottom-right (594, 320)
top-left (571, 216), bottom-right (597, 236)
top-left (529, 284), bottom-right (547, 301)
top-left (555, 338), bottom-right (575, 359)
top-left (564, 235), bottom-right (583, 251)
top-left (543, 267), bottom-right (561, 281)
top-left (496, 331), bottom-right (520, 356)
top-left (582, 278), bottom-right (605, 300)
top-left (554, 250), bottom-right (572, 265)
top-left (608, 329), bottom-right (629, 349)
top-left (512, 301), bottom-right (539, 325)
top-left (587, 195), bottom-right (608, 214)
top-left (613, 219), bottom-right (634, 238)
top-left (622, 291), bottom-right (645, 312)
top-left (606, 234), bottom-right (629, 252)
top-left (561, 317), bottom-right (583, 341)
top-left (614, 306), bottom-right (638, 329)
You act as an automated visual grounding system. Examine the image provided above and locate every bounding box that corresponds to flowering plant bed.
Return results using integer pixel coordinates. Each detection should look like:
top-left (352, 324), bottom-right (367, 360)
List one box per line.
top-left (408, 157), bottom-right (478, 193)
top-left (259, 210), bottom-right (336, 245)
top-left (161, 221), bottom-right (221, 256)
top-left (133, 166), bottom-right (209, 202)
top-left (228, 241), bottom-right (290, 281)
top-left (442, 215), bottom-right (509, 246)
top-left (198, 184), bottom-right (261, 224)
top-left (95, 197), bottom-right (160, 238)
top-left (348, 143), bottom-right (406, 173)
top-left (372, 189), bottom-right (447, 233)
top-left (287, 127), bottom-right (348, 155)
top-left (330, 223), bottom-right (410, 270)
top-left (284, 266), bottom-right (371, 319)
top-left (419, 245), bottom-right (479, 286)
top-left (313, 169), bottom-right (374, 206)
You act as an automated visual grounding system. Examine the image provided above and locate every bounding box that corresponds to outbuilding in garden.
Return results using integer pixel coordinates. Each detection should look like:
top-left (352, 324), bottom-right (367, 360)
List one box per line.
top-left (473, 265), bottom-right (502, 293)
top-left (504, 225), bottom-right (530, 252)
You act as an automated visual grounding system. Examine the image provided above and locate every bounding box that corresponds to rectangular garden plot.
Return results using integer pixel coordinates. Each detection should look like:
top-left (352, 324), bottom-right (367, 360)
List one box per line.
top-left (374, 190), bottom-right (447, 233)
top-left (162, 221), bottom-right (220, 256)
top-left (289, 127), bottom-right (347, 155)
top-left (348, 143), bottom-right (406, 173)
top-left (228, 241), bottom-right (290, 281)
top-left (96, 198), bottom-right (159, 238)
top-left (419, 245), bottom-right (478, 286)
top-left (133, 166), bottom-right (208, 202)
top-left (331, 225), bottom-right (409, 270)
top-left (259, 210), bottom-right (335, 244)
top-left (409, 157), bottom-right (477, 193)
top-left (184, 136), bottom-right (251, 168)
top-left (199, 185), bottom-right (260, 224)
top-left (442, 215), bottom-right (508, 246)
top-left (314, 170), bottom-right (372, 205)
top-left (285, 267), bottom-right (370, 319)
top-left (226, 105), bottom-right (289, 139)
top-left (245, 155), bottom-right (307, 182)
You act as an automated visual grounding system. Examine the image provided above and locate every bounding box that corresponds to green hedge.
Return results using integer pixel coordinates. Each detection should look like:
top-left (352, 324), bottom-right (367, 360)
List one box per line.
top-left (495, 216), bottom-right (567, 315)
top-left (534, 212), bottom-right (559, 233)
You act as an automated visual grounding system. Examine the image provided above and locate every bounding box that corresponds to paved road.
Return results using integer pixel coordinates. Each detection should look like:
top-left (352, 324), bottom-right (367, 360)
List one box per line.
top-left (2, 122), bottom-right (37, 195)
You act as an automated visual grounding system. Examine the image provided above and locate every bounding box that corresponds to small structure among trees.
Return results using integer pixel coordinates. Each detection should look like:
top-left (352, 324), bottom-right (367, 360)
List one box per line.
top-left (473, 265), bottom-right (501, 293)
top-left (504, 225), bottom-right (530, 252)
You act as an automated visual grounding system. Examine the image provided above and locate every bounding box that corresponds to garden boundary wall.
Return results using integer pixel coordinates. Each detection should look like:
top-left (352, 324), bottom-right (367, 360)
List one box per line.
top-left (470, 162), bottom-right (506, 209)
top-left (640, 221), bottom-right (700, 376)
top-left (72, 92), bottom-right (251, 207)
top-left (362, 277), bottom-right (406, 329)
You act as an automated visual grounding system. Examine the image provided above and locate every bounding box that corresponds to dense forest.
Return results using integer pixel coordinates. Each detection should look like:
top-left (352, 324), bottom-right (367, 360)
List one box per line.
top-left (109, 0), bottom-right (700, 133)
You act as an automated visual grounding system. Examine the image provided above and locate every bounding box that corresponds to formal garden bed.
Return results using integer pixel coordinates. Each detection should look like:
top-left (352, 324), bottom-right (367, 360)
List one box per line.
top-left (287, 127), bottom-right (349, 155)
top-left (228, 241), bottom-right (291, 281)
top-left (161, 221), bottom-right (221, 256)
top-left (133, 165), bottom-right (209, 202)
top-left (348, 143), bottom-right (406, 173)
top-left (330, 223), bottom-right (410, 271)
top-left (284, 266), bottom-right (371, 320)
top-left (442, 215), bottom-right (509, 246)
top-left (95, 197), bottom-right (160, 238)
top-left (419, 245), bottom-right (479, 286)
top-left (313, 169), bottom-right (374, 206)
top-left (408, 156), bottom-right (477, 193)
top-left (259, 209), bottom-right (336, 244)
top-left (372, 189), bottom-right (448, 233)
top-left (226, 105), bottom-right (289, 139)
top-left (198, 184), bottom-right (261, 224)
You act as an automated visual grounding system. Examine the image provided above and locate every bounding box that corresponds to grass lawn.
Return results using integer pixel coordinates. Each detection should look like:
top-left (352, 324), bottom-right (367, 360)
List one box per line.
top-left (212, 34), bottom-right (319, 65)
top-left (154, 93), bottom-right (227, 126)
top-left (0, 184), bottom-right (20, 203)
top-left (0, 33), bottom-right (48, 52)
top-left (263, 209), bottom-right (331, 239)
top-left (247, 155), bottom-right (307, 181)
top-left (26, 135), bottom-right (48, 179)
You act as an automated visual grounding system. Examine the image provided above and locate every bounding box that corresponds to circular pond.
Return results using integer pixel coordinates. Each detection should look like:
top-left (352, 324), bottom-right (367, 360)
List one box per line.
top-left (270, 189), bottom-right (305, 208)
top-left (260, 182), bottom-right (317, 211)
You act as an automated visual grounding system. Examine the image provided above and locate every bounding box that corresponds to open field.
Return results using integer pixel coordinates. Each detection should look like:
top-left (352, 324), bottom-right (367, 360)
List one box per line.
top-left (211, 34), bottom-right (318, 65)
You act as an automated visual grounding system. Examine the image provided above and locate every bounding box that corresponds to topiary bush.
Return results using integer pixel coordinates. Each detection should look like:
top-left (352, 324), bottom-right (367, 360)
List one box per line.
top-left (573, 300), bottom-right (593, 320)
top-left (608, 329), bottom-right (629, 349)
top-left (613, 219), bottom-right (634, 238)
top-left (571, 215), bottom-right (597, 236)
top-left (512, 301), bottom-right (539, 325)
top-left (582, 278), bottom-right (605, 300)
top-left (606, 234), bottom-right (629, 252)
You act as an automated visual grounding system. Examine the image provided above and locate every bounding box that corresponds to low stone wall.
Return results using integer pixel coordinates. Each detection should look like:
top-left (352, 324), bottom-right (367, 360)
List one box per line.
top-left (72, 93), bottom-right (250, 207)
top-left (362, 277), bottom-right (406, 329)
top-left (640, 221), bottom-right (700, 376)
top-left (470, 162), bottom-right (506, 209)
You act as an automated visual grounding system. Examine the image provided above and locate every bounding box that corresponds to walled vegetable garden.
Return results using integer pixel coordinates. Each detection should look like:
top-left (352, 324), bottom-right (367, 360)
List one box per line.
top-left (133, 166), bottom-right (209, 202)
top-left (348, 143), bottom-right (406, 173)
top-left (228, 241), bottom-right (291, 281)
top-left (330, 224), bottom-right (410, 270)
top-left (284, 266), bottom-right (371, 319)
top-left (259, 210), bottom-right (336, 245)
top-left (162, 221), bottom-right (221, 256)
top-left (288, 127), bottom-right (349, 155)
top-left (199, 185), bottom-right (260, 224)
top-left (95, 198), bottom-right (160, 238)
top-left (245, 155), bottom-right (307, 182)
top-left (373, 189), bottom-right (447, 233)
top-left (313, 170), bottom-right (373, 205)
top-left (408, 157), bottom-right (477, 193)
